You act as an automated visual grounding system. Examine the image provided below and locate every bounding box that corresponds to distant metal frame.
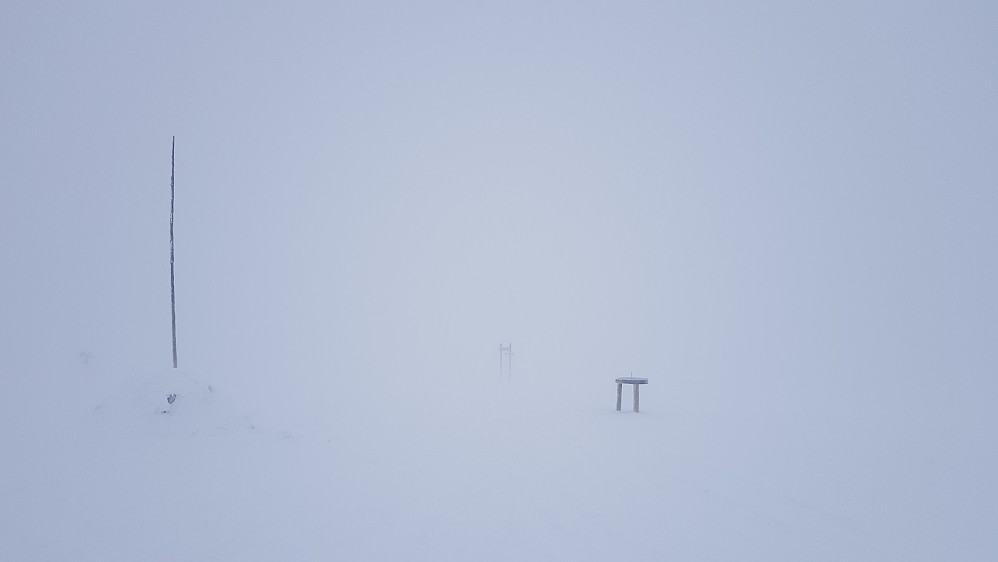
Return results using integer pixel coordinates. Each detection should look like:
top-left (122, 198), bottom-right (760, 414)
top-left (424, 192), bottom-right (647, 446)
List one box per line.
top-left (499, 343), bottom-right (512, 380)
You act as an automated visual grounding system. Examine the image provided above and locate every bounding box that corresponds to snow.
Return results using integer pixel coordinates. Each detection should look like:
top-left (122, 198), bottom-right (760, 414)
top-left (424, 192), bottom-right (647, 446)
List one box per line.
top-left (3, 3), bottom-right (997, 559)
top-left (3, 359), bottom-right (994, 561)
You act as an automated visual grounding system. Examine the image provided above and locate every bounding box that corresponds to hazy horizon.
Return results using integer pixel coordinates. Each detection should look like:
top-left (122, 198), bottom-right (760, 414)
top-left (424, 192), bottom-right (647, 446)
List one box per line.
top-left (2, 4), bottom-right (996, 557)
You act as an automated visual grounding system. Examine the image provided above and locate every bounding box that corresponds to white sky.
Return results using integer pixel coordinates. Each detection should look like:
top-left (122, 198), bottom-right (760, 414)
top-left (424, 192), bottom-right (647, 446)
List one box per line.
top-left (2, 2), bottom-right (996, 427)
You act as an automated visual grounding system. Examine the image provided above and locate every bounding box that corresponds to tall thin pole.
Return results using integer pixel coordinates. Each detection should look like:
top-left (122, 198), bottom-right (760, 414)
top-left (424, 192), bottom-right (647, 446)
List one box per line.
top-left (170, 136), bottom-right (178, 368)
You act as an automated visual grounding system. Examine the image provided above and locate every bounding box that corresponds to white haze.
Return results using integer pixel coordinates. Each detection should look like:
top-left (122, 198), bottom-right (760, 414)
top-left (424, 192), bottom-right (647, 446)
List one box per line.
top-left (2, 1), bottom-right (996, 560)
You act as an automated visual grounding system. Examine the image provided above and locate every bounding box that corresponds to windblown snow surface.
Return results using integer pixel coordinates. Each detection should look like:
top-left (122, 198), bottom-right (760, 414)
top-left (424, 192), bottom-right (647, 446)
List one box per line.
top-left (3, 354), bottom-right (995, 561)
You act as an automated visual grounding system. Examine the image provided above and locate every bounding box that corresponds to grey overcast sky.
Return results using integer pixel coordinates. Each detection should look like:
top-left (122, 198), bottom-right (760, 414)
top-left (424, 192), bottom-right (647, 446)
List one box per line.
top-left (2, 2), bottom-right (996, 421)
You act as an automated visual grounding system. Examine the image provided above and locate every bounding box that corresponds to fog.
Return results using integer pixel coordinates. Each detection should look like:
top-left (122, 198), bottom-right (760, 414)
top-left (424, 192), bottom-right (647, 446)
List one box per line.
top-left (3, 2), bottom-right (997, 556)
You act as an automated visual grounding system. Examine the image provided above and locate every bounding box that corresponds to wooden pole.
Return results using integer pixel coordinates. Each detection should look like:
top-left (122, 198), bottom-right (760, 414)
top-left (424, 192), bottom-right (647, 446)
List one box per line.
top-left (170, 136), bottom-right (178, 369)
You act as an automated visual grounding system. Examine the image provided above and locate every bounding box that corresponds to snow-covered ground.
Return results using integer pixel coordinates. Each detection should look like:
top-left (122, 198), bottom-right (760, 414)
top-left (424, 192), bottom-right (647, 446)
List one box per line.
top-left (4, 3), bottom-right (997, 560)
top-left (3, 357), bottom-right (994, 561)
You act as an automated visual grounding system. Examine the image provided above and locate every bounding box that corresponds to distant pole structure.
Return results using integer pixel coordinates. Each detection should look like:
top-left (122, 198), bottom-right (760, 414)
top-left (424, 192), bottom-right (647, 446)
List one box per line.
top-left (499, 343), bottom-right (512, 380)
top-left (170, 136), bottom-right (178, 369)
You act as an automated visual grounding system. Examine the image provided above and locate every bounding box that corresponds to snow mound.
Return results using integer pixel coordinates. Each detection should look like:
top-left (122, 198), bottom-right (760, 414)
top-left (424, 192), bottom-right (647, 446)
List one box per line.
top-left (88, 368), bottom-right (260, 438)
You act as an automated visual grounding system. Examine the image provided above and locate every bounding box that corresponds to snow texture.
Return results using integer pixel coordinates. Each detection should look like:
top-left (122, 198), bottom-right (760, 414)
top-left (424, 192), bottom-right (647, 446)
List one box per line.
top-left (2, 360), bottom-right (995, 561)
